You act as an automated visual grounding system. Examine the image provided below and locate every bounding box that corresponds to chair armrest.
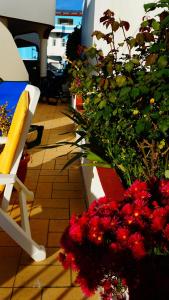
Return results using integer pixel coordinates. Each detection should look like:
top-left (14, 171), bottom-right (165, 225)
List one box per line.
top-left (0, 137), bottom-right (8, 144)
top-left (0, 174), bottom-right (16, 184)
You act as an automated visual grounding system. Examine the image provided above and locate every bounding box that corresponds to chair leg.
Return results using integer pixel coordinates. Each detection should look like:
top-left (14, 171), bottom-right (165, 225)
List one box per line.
top-left (15, 176), bottom-right (34, 201)
top-left (2, 183), bottom-right (13, 211)
top-left (0, 208), bottom-right (46, 261)
top-left (19, 190), bottom-right (31, 237)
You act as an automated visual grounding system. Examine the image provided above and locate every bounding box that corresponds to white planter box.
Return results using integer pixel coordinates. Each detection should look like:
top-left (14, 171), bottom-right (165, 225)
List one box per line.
top-left (81, 163), bottom-right (105, 205)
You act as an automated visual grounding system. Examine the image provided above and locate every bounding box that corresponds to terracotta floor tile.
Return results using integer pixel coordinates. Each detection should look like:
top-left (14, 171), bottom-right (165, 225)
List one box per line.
top-left (20, 248), bottom-right (60, 266)
top-left (40, 169), bottom-right (68, 176)
top-left (11, 288), bottom-right (42, 300)
top-left (35, 183), bottom-right (52, 198)
top-left (49, 220), bottom-right (69, 232)
top-left (0, 258), bottom-right (19, 287)
top-left (42, 287), bottom-right (99, 300)
top-left (52, 182), bottom-right (83, 191)
top-left (0, 248), bottom-right (21, 287)
top-left (14, 266), bottom-right (71, 287)
top-left (69, 169), bottom-right (83, 183)
top-left (40, 133), bottom-right (49, 145)
top-left (0, 232), bottom-right (18, 247)
top-left (28, 150), bottom-right (45, 169)
top-left (30, 219), bottom-right (49, 245)
top-left (52, 190), bottom-right (84, 199)
top-left (0, 288), bottom-right (12, 299)
top-left (34, 198), bottom-right (69, 209)
top-left (38, 175), bottom-right (68, 183)
top-left (47, 232), bottom-right (63, 247)
top-left (25, 169), bottom-right (40, 190)
top-left (30, 207), bottom-right (69, 220)
top-left (43, 149), bottom-right (58, 162)
top-left (0, 246), bottom-right (21, 258)
top-left (41, 160), bottom-right (55, 170)
top-left (0, 103), bottom-right (87, 298)
top-left (70, 198), bottom-right (87, 215)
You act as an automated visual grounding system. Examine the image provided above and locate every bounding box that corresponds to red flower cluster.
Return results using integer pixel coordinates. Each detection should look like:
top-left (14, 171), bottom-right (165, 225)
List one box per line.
top-left (59, 179), bottom-right (169, 299)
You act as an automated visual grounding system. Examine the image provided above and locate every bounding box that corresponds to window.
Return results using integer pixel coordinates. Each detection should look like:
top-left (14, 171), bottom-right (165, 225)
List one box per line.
top-left (62, 39), bottom-right (66, 47)
top-left (53, 39), bottom-right (56, 46)
top-left (58, 18), bottom-right (73, 25)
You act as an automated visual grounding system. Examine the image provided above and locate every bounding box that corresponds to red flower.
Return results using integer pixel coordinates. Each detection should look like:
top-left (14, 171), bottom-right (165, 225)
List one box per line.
top-left (121, 203), bottom-right (133, 215)
top-left (159, 180), bottom-right (169, 197)
top-left (151, 216), bottom-right (166, 231)
top-left (88, 227), bottom-right (104, 244)
top-left (60, 178), bottom-right (169, 300)
top-left (132, 243), bottom-right (146, 259)
top-left (100, 217), bottom-right (111, 229)
top-left (69, 223), bottom-right (83, 242)
top-left (128, 232), bottom-right (144, 245)
top-left (124, 180), bottom-right (148, 199)
top-left (76, 276), bottom-right (96, 297)
top-left (110, 242), bottom-right (120, 251)
top-left (102, 279), bottom-right (112, 292)
top-left (116, 227), bottom-right (130, 243)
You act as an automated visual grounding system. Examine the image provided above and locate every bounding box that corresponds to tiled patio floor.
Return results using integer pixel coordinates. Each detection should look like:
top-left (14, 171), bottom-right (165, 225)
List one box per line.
top-left (0, 102), bottom-right (98, 300)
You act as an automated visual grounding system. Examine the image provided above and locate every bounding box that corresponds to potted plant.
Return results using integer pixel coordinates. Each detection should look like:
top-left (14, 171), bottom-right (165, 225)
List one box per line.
top-left (59, 178), bottom-right (169, 299)
top-left (64, 0), bottom-right (169, 190)
top-left (57, 0), bottom-right (169, 299)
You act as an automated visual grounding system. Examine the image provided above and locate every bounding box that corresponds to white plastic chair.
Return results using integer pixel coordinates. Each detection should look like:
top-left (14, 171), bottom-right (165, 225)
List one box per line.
top-left (0, 84), bottom-right (46, 261)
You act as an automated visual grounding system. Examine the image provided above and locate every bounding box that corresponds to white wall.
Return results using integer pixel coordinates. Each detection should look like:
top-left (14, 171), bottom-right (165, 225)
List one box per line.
top-left (82, 0), bottom-right (147, 55)
top-left (0, 21), bottom-right (28, 81)
top-left (0, 0), bottom-right (55, 26)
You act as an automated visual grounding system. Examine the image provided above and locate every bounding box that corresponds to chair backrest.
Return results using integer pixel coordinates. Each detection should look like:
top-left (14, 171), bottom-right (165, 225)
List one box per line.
top-left (0, 91), bottom-right (29, 191)
top-left (0, 84), bottom-right (40, 192)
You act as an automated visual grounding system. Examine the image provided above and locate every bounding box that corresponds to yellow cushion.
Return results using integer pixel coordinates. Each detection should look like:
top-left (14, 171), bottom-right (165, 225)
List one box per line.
top-left (0, 91), bottom-right (29, 192)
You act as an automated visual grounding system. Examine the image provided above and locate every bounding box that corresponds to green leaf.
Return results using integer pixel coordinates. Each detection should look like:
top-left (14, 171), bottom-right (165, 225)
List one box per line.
top-left (161, 15), bottom-right (169, 28)
top-left (87, 151), bottom-right (106, 163)
top-left (61, 152), bottom-right (85, 170)
top-left (135, 119), bottom-right (151, 135)
top-left (124, 62), bottom-right (134, 73)
top-left (98, 100), bottom-right (107, 109)
top-left (152, 20), bottom-right (160, 30)
top-left (158, 56), bottom-right (168, 68)
top-left (131, 58), bottom-right (140, 65)
top-left (119, 87), bottom-right (131, 98)
top-left (131, 87), bottom-right (140, 99)
top-left (165, 170), bottom-right (169, 178)
top-left (109, 94), bottom-right (117, 103)
top-left (158, 117), bottom-right (169, 134)
top-left (144, 3), bottom-right (156, 12)
top-left (115, 75), bottom-right (126, 87)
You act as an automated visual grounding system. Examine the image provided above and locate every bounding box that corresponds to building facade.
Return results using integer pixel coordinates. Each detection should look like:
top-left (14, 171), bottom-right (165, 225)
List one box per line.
top-left (82, 0), bottom-right (147, 55)
top-left (0, 0), bottom-right (55, 80)
top-left (47, 11), bottom-right (82, 67)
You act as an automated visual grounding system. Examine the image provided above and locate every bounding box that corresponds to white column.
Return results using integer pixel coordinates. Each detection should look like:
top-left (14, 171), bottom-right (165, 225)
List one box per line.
top-left (40, 38), bottom-right (48, 77)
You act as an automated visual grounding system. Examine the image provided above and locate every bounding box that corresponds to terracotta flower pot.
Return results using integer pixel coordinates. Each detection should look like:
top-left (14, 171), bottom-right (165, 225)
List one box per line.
top-left (17, 152), bottom-right (30, 182)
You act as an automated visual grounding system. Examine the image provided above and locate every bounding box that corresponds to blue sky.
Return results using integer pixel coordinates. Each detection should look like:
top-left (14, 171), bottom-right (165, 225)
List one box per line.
top-left (56, 0), bottom-right (83, 10)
